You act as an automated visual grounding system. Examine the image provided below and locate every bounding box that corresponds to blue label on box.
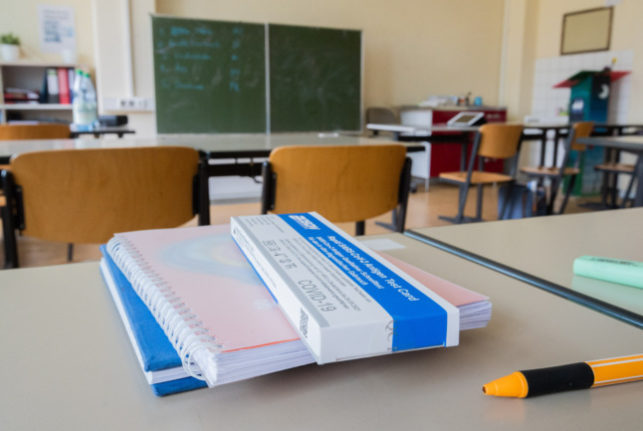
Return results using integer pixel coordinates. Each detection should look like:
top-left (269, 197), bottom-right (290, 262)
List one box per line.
top-left (278, 213), bottom-right (447, 351)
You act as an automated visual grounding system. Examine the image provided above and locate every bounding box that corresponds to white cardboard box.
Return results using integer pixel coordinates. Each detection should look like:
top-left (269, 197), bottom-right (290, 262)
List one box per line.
top-left (231, 212), bottom-right (459, 364)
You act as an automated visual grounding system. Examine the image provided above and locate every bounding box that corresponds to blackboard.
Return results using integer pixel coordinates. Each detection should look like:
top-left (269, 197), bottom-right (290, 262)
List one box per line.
top-left (269, 24), bottom-right (362, 132)
top-left (152, 16), bottom-right (266, 133)
top-left (152, 17), bottom-right (362, 133)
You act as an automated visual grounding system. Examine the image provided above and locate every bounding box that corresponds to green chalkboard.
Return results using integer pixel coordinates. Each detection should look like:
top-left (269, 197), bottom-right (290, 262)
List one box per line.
top-left (269, 24), bottom-right (362, 132)
top-left (152, 16), bottom-right (266, 133)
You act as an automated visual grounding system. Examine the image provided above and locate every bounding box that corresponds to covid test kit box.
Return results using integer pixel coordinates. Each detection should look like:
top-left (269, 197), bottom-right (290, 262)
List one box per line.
top-left (231, 212), bottom-right (459, 364)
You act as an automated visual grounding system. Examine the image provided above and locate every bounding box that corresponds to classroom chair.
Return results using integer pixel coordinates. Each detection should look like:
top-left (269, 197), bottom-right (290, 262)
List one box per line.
top-left (520, 122), bottom-right (593, 214)
top-left (0, 123), bottom-right (73, 263)
top-left (260, 144), bottom-right (411, 235)
top-left (0, 123), bottom-right (71, 181)
top-left (0, 123), bottom-right (71, 140)
top-left (1, 146), bottom-right (202, 268)
top-left (594, 156), bottom-right (636, 208)
top-left (439, 124), bottom-right (524, 223)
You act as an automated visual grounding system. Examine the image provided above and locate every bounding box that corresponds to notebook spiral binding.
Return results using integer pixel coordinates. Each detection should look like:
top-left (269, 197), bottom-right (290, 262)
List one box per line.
top-left (106, 237), bottom-right (220, 386)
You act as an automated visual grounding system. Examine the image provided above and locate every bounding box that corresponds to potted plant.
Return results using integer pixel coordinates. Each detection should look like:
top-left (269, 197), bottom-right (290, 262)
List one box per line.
top-left (1, 33), bottom-right (21, 61)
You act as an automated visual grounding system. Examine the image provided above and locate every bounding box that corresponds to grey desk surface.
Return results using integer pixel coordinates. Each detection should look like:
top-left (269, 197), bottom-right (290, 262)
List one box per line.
top-left (366, 122), bottom-right (478, 134)
top-left (1, 233), bottom-right (641, 430)
top-left (366, 122), bottom-right (568, 138)
top-left (408, 208), bottom-right (643, 320)
top-left (578, 135), bottom-right (643, 152)
top-left (0, 133), bottom-right (422, 159)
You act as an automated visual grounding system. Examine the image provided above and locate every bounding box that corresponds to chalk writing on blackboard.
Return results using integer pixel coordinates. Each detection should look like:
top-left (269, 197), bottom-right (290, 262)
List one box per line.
top-left (153, 16), bottom-right (266, 133)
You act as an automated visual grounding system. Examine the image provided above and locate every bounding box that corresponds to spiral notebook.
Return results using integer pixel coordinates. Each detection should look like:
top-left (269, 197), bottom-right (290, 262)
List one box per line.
top-left (99, 246), bottom-right (207, 396)
top-left (105, 224), bottom-right (490, 389)
top-left (106, 224), bottom-right (314, 388)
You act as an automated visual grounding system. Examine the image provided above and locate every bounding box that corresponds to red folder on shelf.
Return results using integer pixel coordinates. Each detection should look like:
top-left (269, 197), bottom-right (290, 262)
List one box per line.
top-left (58, 68), bottom-right (71, 104)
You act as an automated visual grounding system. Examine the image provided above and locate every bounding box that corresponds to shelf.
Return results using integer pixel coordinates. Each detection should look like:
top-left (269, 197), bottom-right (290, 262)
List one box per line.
top-left (0, 103), bottom-right (73, 110)
top-left (0, 60), bottom-right (78, 68)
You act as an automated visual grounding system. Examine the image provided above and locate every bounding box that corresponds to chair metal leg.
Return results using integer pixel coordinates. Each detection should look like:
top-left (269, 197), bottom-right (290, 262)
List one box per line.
top-left (498, 182), bottom-right (513, 220)
top-left (2, 171), bottom-right (19, 268)
top-left (197, 155), bottom-right (211, 225)
top-left (376, 156), bottom-right (412, 232)
top-left (455, 183), bottom-right (471, 223)
top-left (475, 184), bottom-right (483, 220)
top-left (67, 243), bottom-right (74, 262)
top-left (355, 221), bottom-right (365, 236)
top-left (599, 172), bottom-right (610, 207)
top-left (622, 173), bottom-right (636, 208)
top-left (609, 173), bottom-right (619, 208)
top-left (395, 203), bottom-right (407, 233)
top-left (559, 174), bottom-right (577, 214)
top-left (2, 205), bottom-right (19, 269)
top-left (547, 178), bottom-right (560, 215)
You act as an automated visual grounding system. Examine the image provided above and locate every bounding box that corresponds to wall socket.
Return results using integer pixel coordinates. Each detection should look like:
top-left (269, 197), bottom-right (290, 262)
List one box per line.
top-left (102, 97), bottom-right (155, 112)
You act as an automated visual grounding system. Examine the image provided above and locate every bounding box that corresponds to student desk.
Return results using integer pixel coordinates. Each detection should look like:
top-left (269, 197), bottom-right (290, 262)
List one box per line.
top-left (407, 208), bottom-right (643, 328)
top-left (1, 234), bottom-right (641, 429)
top-left (0, 134), bottom-right (423, 224)
top-left (366, 122), bottom-right (564, 190)
top-left (69, 127), bottom-right (136, 138)
top-left (367, 122), bottom-right (643, 174)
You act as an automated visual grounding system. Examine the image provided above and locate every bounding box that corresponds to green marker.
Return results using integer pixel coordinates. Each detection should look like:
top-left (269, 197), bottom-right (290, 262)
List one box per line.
top-left (573, 256), bottom-right (643, 289)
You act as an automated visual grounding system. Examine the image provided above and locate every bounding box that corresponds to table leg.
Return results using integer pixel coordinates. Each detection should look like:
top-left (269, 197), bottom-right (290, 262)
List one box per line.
top-left (198, 156), bottom-right (211, 225)
top-left (539, 130), bottom-right (547, 167)
top-left (633, 155), bottom-right (643, 207)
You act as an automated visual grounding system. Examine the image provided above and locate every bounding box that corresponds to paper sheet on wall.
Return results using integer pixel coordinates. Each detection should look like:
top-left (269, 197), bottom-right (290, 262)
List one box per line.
top-left (38, 5), bottom-right (76, 54)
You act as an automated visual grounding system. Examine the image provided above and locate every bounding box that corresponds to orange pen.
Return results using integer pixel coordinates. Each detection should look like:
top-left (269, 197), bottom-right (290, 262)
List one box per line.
top-left (482, 354), bottom-right (643, 398)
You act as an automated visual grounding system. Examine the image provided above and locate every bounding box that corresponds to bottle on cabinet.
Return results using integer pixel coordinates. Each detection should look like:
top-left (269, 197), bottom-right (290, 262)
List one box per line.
top-left (71, 70), bottom-right (98, 131)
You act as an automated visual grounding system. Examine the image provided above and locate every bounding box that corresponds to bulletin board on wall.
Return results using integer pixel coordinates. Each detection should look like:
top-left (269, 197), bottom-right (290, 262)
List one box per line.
top-left (152, 16), bottom-right (362, 134)
top-left (560, 7), bottom-right (613, 56)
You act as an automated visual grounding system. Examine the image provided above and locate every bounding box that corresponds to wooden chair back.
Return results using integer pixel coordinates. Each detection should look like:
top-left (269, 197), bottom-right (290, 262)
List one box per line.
top-left (0, 124), bottom-right (70, 140)
top-left (8, 146), bottom-right (199, 244)
top-left (569, 121), bottom-right (594, 151)
top-left (476, 124), bottom-right (524, 159)
top-left (263, 144), bottom-right (408, 224)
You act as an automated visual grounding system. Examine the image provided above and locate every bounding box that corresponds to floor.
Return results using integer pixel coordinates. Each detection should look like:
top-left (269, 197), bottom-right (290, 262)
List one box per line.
top-left (1, 183), bottom-right (594, 269)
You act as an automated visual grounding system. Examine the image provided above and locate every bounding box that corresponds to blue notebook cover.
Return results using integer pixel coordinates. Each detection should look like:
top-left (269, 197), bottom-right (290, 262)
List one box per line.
top-left (99, 245), bottom-right (207, 396)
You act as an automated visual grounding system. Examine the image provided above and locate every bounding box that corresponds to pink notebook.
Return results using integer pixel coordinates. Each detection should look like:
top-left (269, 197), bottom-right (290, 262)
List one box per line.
top-left (379, 253), bottom-right (488, 308)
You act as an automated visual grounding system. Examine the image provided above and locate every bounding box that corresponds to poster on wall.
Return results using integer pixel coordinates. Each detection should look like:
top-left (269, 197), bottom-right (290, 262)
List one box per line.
top-left (38, 5), bottom-right (76, 55)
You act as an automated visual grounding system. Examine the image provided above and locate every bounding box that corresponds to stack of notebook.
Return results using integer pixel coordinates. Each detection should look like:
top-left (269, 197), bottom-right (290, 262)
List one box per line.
top-left (100, 223), bottom-right (491, 395)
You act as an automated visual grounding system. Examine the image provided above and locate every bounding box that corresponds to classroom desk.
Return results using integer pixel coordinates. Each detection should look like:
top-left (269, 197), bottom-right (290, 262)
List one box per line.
top-left (1, 234), bottom-right (641, 429)
top-left (0, 134), bottom-right (423, 224)
top-left (406, 208), bottom-right (643, 328)
top-left (366, 122), bottom-right (478, 139)
top-left (577, 136), bottom-right (643, 207)
top-left (0, 133), bottom-right (423, 163)
top-left (69, 126), bottom-right (136, 138)
top-left (367, 122), bottom-right (563, 185)
top-left (368, 122), bottom-right (643, 166)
